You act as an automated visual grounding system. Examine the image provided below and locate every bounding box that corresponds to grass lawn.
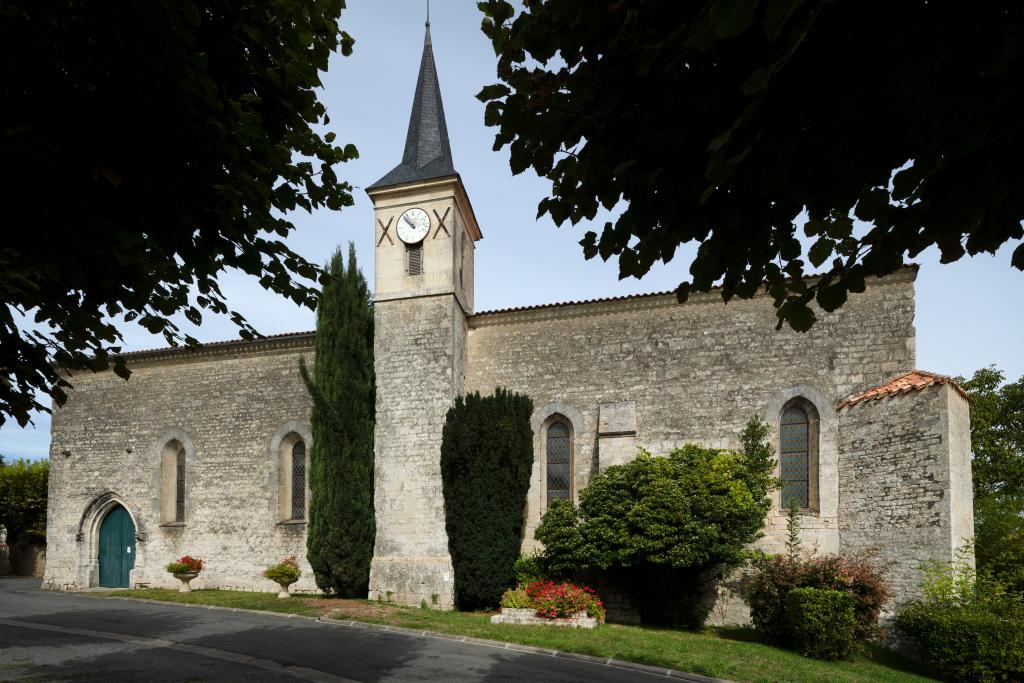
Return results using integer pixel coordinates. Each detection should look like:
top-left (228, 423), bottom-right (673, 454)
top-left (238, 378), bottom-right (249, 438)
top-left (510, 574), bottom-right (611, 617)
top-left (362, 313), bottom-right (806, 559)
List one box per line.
top-left (104, 588), bottom-right (321, 617)
top-left (99, 589), bottom-right (938, 683)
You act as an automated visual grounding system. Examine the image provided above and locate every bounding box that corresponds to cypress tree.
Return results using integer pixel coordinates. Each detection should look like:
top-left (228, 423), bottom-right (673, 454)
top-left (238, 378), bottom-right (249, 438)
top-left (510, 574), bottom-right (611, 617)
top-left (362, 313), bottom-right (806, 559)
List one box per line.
top-left (440, 388), bottom-right (534, 610)
top-left (302, 243), bottom-right (375, 597)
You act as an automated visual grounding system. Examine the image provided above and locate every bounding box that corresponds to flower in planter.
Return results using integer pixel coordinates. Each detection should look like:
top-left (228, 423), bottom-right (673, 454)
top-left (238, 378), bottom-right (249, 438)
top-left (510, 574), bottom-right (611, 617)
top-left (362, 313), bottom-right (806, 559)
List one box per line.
top-left (263, 556), bottom-right (301, 584)
top-left (165, 555), bottom-right (204, 575)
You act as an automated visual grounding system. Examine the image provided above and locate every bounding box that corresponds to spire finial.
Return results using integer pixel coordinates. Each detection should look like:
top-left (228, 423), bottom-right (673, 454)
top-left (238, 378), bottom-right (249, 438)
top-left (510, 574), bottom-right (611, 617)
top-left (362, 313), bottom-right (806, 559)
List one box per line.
top-left (424, 0), bottom-right (431, 46)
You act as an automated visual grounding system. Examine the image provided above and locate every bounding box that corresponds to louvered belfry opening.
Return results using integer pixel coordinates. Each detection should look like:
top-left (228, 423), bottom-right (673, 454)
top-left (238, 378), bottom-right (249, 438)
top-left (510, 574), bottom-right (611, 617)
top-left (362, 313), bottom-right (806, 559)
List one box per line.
top-left (291, 440), bottom-right (306, 520)
top-left (175, 448), bottom-right (186, 522)
top-left (407, 242), bottom-right (423, 275)
top-left (780, 406), bottom-right (810, 508)
top-left (546, 421), bottom-right (571, 506)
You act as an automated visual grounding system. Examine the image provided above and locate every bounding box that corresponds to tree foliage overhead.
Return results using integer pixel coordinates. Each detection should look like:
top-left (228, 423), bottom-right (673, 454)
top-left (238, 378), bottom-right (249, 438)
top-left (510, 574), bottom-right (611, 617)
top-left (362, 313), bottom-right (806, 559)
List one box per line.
top-left (302, 244), bottom-right (375, 597)
top-left (477, 1), bottom-right (1024, 332)
top-left (958, 367), bottom-right (1024, 591)
top-left (0, 1), bottom-right (358, 427)
top-left (440, 388), bottom-right (534, 611)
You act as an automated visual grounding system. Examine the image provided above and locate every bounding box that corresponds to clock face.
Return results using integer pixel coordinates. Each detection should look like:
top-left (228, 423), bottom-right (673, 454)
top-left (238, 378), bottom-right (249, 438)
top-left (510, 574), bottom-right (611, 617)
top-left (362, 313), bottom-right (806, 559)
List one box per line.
top-left (397, 208), bottom-right (430, 244)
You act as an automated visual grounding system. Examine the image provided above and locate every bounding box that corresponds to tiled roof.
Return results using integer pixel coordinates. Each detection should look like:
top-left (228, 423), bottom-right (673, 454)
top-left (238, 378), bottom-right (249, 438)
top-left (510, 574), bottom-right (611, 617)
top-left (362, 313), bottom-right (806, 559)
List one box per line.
top-left (474, 289), bottom-right (676, 317)
top-left (838, 370), bottom-right (970, 409)
top-left (117, 330), bottom-right (315, 359)
top-left (474, 264), bottom-right (919, 317)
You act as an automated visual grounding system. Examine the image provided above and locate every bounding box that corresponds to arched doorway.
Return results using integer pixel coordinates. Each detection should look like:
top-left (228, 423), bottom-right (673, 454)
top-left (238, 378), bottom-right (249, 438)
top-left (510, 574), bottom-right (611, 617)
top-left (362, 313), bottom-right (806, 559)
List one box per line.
top-left (98, 504), bottom-right (136, 587)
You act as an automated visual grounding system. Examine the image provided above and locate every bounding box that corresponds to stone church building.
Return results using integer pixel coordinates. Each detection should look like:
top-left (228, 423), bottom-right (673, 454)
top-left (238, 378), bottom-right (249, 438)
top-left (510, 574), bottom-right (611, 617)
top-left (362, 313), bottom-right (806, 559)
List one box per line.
top-left (43, 23), bottom-right (974, 620)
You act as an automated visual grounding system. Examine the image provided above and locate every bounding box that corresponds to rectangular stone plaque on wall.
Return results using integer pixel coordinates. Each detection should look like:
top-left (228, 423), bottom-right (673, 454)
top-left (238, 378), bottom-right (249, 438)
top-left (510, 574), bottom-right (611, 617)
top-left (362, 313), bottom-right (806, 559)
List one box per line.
top-left (599, 401), bottom-right (637, 470)
top-left (598, 400), bottom-right (637, 436)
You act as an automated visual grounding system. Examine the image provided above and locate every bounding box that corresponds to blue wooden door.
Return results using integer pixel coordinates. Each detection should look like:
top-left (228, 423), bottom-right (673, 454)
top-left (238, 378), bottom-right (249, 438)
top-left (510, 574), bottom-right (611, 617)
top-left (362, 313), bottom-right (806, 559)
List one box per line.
top-left (98, 505), bottom-right (135, 587)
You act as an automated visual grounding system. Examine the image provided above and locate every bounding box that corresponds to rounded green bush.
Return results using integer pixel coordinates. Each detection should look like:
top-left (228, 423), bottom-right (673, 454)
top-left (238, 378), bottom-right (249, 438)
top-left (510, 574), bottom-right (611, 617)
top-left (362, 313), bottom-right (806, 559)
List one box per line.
top-left (897, 602), bottom-right (1024, 682)
top-left (499, 588), bottom-right (532, 609)
top-left (784, 587), bottom-right (857, 660)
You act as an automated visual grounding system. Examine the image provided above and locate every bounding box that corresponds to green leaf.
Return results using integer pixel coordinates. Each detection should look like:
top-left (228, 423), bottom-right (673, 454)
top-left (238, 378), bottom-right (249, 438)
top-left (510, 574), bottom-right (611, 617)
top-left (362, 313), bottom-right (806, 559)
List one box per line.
top-left (808, 238), bottom-right (835, 268)
top-left (815, 282), bottom-right (847, 312)
top-left (476, 83), bottom-right (511, 102)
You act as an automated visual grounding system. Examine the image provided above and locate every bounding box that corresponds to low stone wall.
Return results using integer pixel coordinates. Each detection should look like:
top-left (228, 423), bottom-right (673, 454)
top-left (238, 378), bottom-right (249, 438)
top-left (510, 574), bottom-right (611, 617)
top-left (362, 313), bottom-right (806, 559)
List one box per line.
top-left (490, 608), bottom-right (597, 629)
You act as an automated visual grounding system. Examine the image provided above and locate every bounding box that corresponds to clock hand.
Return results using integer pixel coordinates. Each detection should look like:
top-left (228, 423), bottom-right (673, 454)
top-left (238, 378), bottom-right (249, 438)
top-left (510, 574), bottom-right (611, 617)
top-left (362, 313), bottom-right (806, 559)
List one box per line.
top-left (402, 215), bottom-right (416, 229)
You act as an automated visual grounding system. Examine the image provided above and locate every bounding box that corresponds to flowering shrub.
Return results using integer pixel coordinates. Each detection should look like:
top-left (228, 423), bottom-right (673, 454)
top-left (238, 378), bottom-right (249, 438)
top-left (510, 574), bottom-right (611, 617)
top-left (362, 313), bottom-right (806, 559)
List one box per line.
top-left (526, 580), bottom-right (605, 622)
top-left (264, 556), bottom-right (302, 584)
top-left (166, 555), bottom-right (204, 575)
top-left (744, 550), bottom-right (890, 647)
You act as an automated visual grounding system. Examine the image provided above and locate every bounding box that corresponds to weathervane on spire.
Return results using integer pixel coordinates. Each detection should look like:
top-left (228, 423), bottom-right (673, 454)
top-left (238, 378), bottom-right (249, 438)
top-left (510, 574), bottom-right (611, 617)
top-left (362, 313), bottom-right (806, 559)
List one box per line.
top-left (426, 0), bottom-right (430, 27)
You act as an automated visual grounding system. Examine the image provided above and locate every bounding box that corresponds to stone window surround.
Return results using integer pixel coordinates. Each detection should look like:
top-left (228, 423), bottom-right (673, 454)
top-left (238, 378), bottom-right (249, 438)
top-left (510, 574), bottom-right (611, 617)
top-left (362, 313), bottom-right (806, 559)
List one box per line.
top-left (153, 429), bottom-right (196, 528)
top-left (531, 402), bottom-right (584, 510)
top-left (268, 421), bottom-right (312, 525)
top-left (779, 397), bottom-right (820, 513)
top-left (762, 385), bottom-right (838, 522)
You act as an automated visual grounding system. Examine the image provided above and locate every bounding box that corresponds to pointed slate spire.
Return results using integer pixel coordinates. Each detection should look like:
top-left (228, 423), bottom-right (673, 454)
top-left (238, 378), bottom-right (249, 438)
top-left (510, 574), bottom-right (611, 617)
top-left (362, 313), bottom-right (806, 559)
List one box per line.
top-left (367, 16), bottom-right (457, 190)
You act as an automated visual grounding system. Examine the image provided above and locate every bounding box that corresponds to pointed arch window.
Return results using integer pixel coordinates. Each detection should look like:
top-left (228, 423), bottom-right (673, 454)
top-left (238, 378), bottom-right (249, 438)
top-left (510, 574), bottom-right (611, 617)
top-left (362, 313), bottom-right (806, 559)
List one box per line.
top-left (175, 449), bottom-right (186, 522)
top-left (780, 398), bottom-right (820, 510)
top-left (546, 420), bottom-right (571, 506)
top-left (291, 440), bottom-right (306, 520)
top-left (278, 432), bottom-right (308, 523)
top-left (160, 439), bottom-right (187, 524)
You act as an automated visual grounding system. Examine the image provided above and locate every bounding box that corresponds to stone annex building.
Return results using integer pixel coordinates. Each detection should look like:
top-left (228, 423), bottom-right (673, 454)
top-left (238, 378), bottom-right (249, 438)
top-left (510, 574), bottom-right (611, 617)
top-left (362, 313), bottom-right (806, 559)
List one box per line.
top-left (43, 23), bottom-right (974, 621)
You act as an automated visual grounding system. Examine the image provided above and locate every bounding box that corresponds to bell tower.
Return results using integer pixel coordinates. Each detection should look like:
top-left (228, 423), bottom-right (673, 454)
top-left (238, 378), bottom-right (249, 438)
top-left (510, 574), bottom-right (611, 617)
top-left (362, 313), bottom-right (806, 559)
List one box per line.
top-left (365, 17), bottom-right (481, 609)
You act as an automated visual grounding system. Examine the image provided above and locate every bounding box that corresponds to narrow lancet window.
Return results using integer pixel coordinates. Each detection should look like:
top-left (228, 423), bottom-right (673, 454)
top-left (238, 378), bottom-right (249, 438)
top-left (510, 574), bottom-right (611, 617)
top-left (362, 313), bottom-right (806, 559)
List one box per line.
top-left (174, 448), bottom-right (186, 522)
top-left (291, 441), bottom-right (306, 520)
top-left (780, 406), bottom-right (810, 508)
top-left (546, 421), bottom-right (571, 506)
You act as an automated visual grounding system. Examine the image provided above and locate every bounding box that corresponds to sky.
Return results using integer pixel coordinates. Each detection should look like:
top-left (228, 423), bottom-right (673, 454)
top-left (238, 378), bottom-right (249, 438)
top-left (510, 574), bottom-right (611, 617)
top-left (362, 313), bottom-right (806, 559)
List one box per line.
top-left (2, 0), bottom-right (1022, 461)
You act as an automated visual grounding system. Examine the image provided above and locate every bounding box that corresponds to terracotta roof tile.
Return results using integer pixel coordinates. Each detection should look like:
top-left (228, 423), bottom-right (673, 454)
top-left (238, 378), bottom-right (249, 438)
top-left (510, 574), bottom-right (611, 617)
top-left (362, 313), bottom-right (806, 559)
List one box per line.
top-left (838, 370), bottom-right (970, 409)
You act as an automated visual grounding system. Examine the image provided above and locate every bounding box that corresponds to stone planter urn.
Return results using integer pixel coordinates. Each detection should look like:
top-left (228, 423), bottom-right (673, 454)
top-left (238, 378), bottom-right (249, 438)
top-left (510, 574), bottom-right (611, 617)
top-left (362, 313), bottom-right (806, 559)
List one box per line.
top-left (274, 578), bottom-right (297, 599)
top-left (173, 571), bottom-right (199, 593)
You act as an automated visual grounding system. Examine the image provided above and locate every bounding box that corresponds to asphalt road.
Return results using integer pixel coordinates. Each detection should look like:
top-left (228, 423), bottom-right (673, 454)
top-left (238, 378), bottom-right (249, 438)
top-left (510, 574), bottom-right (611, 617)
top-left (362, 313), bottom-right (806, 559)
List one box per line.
top-left (0, 578), bottom-right (677, 682)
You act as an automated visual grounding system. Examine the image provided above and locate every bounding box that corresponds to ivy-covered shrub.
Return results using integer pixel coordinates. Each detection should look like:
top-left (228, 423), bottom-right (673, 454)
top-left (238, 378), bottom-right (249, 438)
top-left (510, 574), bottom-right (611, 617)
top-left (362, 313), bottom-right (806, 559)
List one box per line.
top-left (896, 550), bottom-right (1024, 683)
top-left (784, 587), bottom-right (857, 660)
top-left (534, 417), bottom-right (778, 628)
top-left (264, 556), bottom-right (302, 585)
top-left (526, 580), bottom-right (605, 622)
top-left (441, 388), bottom-right (534, 610)
top-left (745, 551), bottom-right (890, 646)
top-left (499, 588), bottom-right (531, 609)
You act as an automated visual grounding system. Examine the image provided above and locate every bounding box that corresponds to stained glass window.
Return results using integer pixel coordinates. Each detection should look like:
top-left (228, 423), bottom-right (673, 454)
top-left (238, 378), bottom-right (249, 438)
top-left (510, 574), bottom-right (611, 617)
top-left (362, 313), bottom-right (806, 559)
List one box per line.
top-left (292, 441), bottom-right (306, 520)
top-left (780, 406), bottom-right (809, 508)
top-left (175, 448), bottom-right (186, 522)
top-left (546, 421), bottom-right (570, 507)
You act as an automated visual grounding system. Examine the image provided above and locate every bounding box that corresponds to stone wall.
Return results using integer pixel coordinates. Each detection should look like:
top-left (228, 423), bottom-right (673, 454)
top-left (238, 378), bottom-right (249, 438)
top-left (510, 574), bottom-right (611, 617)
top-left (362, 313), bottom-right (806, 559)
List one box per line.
top-left (838, 382), bottom-right (974, 612)
top-left (368, 295), bottom-right (464, 608)
top-left (466, 268), bottom-right (918, 556)
top-left (43, 335), bottom-right (318, 593)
